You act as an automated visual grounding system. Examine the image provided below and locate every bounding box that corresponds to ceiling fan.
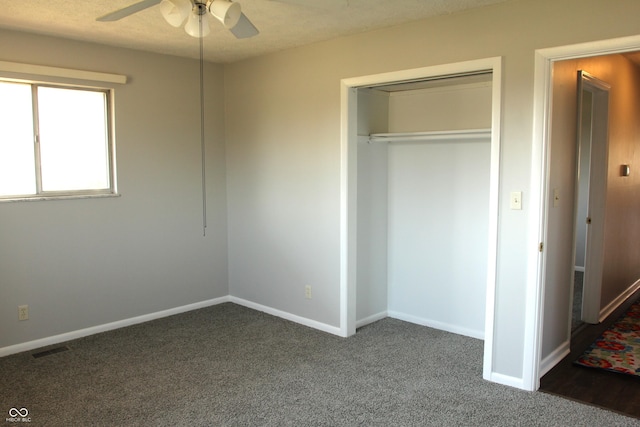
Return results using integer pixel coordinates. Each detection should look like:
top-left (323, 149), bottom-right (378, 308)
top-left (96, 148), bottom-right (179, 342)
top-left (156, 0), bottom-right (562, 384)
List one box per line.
top-left (97, 0), bottom-right (259, 39)
top-left (97, 0), bottom-right (346, 235)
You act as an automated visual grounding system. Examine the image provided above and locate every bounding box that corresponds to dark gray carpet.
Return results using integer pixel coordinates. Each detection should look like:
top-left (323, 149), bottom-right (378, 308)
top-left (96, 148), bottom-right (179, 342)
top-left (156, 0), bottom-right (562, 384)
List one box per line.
top-left (2, 303), bottom-right (638, 426)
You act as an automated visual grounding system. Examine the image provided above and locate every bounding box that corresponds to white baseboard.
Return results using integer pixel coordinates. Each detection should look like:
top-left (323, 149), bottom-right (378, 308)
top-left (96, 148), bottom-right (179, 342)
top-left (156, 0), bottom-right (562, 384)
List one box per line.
top-left (229, 296), bottom-right (342, 336)
top-left (539, 340), bottom-right (570, 377)
top-left (356, 311), bottom-right (387, 329)
top-left (485, 371), bottom-right (526, 390)
top-left (387, 310), bottom-right (485, 340)
top-left (574, 266), bottom-right (585, 272)
top-left (0, 296), bottom-right (230, 358)
top-left (599, 279), bottom-right (640, 322)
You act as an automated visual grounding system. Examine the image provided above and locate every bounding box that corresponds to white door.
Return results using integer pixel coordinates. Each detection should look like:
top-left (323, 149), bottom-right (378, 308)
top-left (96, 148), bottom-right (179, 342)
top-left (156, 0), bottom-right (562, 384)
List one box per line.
top-left (575, 70), bottom-right (610, 324)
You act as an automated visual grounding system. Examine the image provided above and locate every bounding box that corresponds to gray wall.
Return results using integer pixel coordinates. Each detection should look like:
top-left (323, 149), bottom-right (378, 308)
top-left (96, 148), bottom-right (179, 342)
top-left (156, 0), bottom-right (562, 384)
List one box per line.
top-left (0, 31), bottom-right (229, 349)
top-left (356, 89), bottom-right (389, 324)
top-left (386, 136), bottom-right (490, 338)
top-left (223, 0), bottom-right (640, 382)
top-left (386, 83), bottom-right (491, 339)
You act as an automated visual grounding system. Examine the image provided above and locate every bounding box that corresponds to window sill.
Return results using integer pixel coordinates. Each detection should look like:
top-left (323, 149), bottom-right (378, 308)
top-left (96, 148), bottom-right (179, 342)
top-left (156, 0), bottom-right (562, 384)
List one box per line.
top-left (0, 193), bottom-right (121, 203)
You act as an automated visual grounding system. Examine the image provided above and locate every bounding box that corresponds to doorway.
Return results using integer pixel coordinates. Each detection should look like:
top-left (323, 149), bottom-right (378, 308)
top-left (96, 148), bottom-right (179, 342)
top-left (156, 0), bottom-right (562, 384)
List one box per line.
top-left (530, 35), bottom-right (640, 390)
top-left (357, 78), bottom-right (492, 338)
top-left (339, 57), bottom-right (502, 382)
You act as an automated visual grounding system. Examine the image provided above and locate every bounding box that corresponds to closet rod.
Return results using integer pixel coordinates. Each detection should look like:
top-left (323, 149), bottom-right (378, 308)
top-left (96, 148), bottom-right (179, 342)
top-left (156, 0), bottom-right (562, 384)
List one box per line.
top-left (369, 128), bottom-right (490, 144)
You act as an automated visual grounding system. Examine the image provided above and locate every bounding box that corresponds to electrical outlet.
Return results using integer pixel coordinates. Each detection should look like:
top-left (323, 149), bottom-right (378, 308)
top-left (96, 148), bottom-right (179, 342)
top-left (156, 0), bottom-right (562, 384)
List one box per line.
top-left (305, 285), bottom-right (312, 299)
top-left (18, 305), bottom-right (29, 321)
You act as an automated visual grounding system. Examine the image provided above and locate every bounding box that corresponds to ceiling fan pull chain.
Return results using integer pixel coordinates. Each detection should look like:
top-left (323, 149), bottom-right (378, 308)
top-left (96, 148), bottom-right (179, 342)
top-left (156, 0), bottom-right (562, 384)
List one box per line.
top-left (199, 13), bottom-right (207, 237)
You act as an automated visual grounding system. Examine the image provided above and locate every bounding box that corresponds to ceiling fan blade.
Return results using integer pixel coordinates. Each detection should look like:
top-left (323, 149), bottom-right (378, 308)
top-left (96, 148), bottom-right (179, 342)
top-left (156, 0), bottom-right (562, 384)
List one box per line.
top-left (268, 0), bottom-right (348, 9)
top-left (229, 13), bottom-right (259, 39)
top-left (97, 0), bottom-right (163, 22)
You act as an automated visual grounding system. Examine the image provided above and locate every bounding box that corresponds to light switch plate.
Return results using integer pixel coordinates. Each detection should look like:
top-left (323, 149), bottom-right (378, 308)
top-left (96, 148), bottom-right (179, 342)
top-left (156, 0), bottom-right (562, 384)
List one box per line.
top-left (510, 191), bottom-right (522, 210)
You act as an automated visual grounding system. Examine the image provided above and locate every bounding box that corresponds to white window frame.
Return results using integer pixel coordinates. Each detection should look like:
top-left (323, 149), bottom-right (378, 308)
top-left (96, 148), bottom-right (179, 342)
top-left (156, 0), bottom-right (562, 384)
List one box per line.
top-left (0, 79), bottom-right (118, 202)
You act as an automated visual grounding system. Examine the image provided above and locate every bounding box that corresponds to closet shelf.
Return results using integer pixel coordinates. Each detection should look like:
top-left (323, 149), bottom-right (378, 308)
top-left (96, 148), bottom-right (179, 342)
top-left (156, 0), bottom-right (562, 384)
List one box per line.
top-left (368, 128), bottom-right (490, 143)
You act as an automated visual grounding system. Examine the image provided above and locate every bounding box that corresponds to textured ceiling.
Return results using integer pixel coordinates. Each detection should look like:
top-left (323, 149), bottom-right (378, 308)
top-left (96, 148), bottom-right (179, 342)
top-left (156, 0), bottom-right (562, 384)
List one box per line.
top-left (0, 0), bottom-right (510, 63)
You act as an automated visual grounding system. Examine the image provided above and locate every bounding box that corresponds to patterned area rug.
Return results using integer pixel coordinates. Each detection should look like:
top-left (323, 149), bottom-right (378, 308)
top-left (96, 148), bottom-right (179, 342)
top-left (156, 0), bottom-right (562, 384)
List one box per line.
top-left (574, 299), bottom-right (640, 377)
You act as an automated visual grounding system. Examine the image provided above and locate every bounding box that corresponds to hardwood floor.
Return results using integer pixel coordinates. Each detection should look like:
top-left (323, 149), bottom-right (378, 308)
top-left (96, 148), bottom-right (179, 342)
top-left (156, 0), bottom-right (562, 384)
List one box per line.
top-left (539, 289), bottom-right (640, 419)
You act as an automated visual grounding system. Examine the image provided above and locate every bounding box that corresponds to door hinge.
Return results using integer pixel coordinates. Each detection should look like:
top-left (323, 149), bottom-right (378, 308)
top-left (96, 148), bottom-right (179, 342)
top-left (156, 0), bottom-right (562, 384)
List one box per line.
top-left (539, 242), bottom-right (544, 252)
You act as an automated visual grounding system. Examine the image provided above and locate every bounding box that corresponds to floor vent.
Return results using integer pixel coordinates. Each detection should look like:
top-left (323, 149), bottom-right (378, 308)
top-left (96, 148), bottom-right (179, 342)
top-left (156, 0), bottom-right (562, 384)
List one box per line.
top-left (32, 346), bottom-right (70, 359)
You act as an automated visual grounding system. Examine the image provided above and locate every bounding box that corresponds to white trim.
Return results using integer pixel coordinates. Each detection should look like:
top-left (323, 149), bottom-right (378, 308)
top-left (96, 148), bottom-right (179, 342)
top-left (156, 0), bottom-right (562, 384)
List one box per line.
top-left (0, 60), bottom-right (127, 84)
top-left (483, 57), bottom-right (502, 384)
top-left (356, 311), bottom-right (388, 329)
top-left (339, 83), bottom-right (358, 337)
top-left (486, 372), bottom-right (526, 390)
top-left (529, 34), bottom-right (640, 392)
top-left (536, 35), bottom-right (640, 61)
top-left (0, 297), bottom-right (229, 358)
top-left (342, 61), bottom-right (494, 88)
top-left (574, 266), bottom-right (585, 272)
top-left (539, 341), bottom-right (570, 377)
top-left (0, 193), bottom-right (121, 203)
top-left (599, 279), bottom-right (640, 322)
top-left (523, 48), bottom-right (554, 392)
top-left (229, 296), bottom-right (342, 336)
top-left (340, 56), bottom-right (502, 385)
top-left (387, 310), bottom-right (484, 340)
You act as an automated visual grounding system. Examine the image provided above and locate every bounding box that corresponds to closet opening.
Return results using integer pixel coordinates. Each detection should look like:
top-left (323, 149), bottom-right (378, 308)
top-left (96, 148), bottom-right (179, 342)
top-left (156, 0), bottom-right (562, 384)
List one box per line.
top-left (340, 59), bottom-right (502, 383)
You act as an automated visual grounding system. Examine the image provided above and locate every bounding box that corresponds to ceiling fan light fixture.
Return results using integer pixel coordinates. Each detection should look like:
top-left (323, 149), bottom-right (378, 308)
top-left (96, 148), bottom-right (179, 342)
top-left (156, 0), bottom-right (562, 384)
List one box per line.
top-left (185, 8), bottom-right (211, 37)
top-left (159, 0), bottom-right (191, 27)
top-left (209, 0), bottom-right (241, 29)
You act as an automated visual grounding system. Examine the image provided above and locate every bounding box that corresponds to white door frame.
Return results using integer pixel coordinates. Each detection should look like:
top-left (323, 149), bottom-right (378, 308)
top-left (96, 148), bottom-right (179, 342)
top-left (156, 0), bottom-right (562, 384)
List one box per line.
top-left (527, 34), bottom-right (640, 390)
top-left (339, 57), bottom-right (503, 382)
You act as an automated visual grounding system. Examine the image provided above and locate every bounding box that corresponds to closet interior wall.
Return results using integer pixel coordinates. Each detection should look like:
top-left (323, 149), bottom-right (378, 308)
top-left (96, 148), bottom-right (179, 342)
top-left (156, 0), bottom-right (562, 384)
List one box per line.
top-left (356, 76), bottom-right (493, 339)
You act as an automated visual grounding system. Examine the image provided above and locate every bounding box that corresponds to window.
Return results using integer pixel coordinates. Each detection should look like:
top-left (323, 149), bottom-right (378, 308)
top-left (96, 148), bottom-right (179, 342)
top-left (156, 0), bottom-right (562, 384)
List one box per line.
top-left (0, 80), bottom-right (116, 200)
